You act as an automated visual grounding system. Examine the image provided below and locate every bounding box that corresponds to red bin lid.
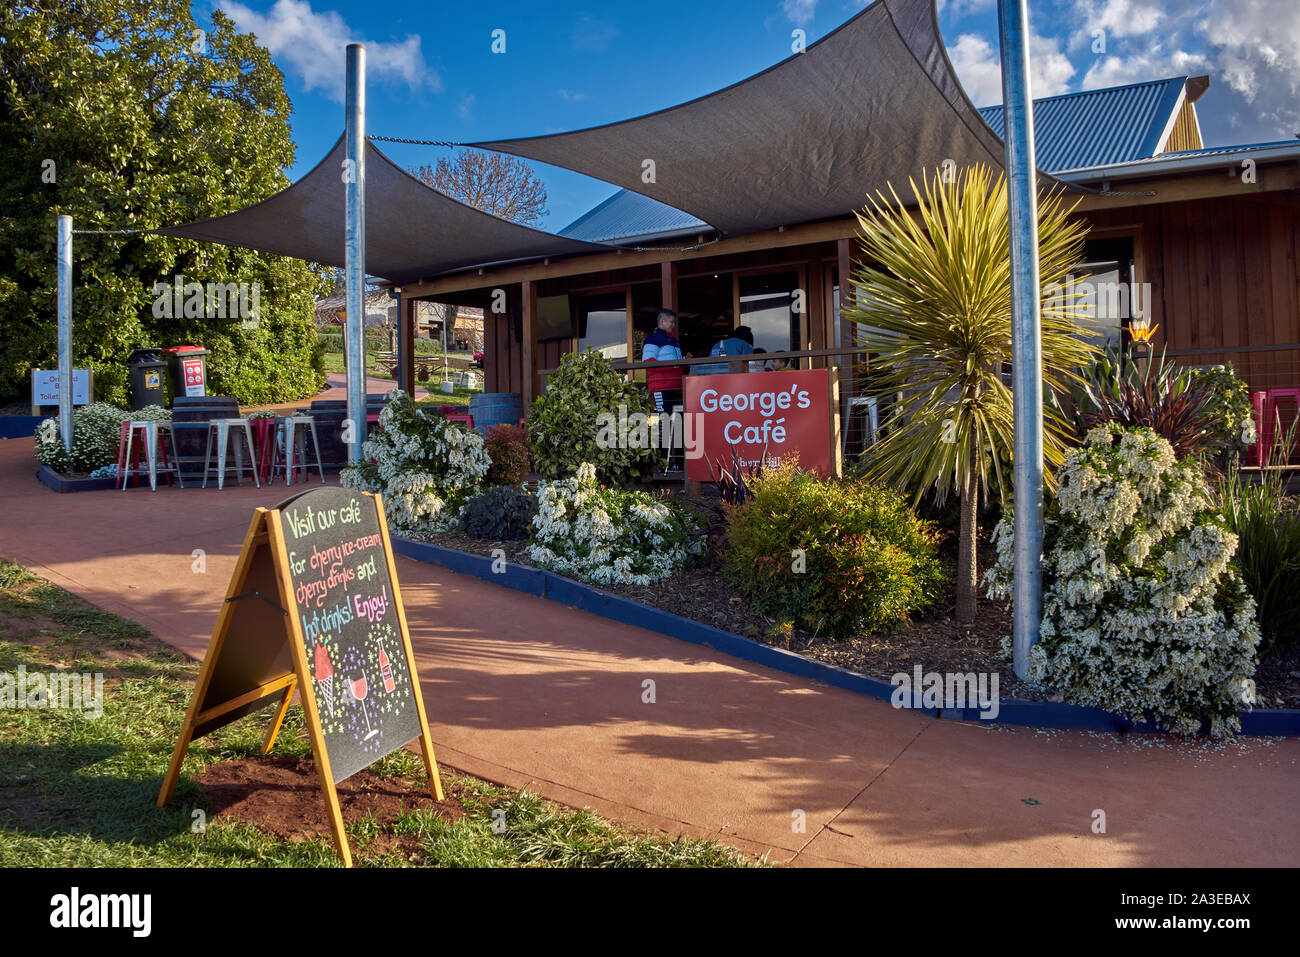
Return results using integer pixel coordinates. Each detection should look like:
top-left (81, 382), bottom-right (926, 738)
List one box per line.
top-left (162, 344), bottom-right (206, 354)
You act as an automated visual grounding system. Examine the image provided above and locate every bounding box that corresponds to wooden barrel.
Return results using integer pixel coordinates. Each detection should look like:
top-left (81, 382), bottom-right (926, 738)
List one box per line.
top-left (468, 393), bottom-right (523, 433)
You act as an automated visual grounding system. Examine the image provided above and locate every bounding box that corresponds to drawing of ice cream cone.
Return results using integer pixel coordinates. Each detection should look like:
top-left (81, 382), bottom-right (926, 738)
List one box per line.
top-left (313, 642), bottom-right (335, 718)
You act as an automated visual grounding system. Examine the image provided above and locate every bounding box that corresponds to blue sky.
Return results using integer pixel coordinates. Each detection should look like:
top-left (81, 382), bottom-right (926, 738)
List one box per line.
top-left (203, 0), bottom-right (1300, 232)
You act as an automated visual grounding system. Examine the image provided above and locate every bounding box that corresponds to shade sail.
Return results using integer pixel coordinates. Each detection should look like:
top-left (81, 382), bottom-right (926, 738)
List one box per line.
top-left (155, 138), bottom-right (613, 283)
top-left (470, 0), bottom-right (1007, 236)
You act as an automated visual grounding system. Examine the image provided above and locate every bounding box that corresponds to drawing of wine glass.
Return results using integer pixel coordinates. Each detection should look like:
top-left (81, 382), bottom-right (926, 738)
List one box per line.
top-left (349, 672), bottom-right (379, 740)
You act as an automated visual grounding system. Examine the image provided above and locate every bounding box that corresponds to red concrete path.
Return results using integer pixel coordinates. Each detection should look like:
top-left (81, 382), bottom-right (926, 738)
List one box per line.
top-left (1, 438), bottom-right (1296, 866)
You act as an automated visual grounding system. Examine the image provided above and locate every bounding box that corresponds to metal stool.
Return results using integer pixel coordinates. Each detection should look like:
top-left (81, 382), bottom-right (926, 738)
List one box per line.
top-left (843, 396), bottom-right (880, 453)
top-left (202, 418), bottom-right (260, 489)
top-left (120, 420), bottom-right (183, 492)
top-left (271, 415), bottom-right (325, 486)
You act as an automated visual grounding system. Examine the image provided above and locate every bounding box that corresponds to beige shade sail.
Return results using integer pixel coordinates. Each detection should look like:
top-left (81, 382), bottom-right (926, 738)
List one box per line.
top-left (470, 0), bottom-right (1008, 237)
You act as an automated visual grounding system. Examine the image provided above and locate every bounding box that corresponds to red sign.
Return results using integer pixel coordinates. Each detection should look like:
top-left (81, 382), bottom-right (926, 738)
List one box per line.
top-left (684, 368), bottom-right (832, 480)
top-left (182, 358), bottom-right (205, 396)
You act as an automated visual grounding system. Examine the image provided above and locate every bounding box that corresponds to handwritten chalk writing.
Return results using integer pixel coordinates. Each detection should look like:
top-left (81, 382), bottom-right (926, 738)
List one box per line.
top-left (301, 601), bottom-right (355, 642)
top-left (338, 497), bottom-right (363, 524)
top-left (353, 586), bottom-right (389, 623)
top-left (310, 541), bottom-right (345, 574)
top-left (355, 554), bottom-right (378, 581)
top-left (284, 506), bottom-right (317, 539)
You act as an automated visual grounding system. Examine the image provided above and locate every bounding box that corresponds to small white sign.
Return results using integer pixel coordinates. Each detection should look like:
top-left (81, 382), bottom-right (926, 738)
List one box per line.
top-left (31, 369), bottom-right (90, 406)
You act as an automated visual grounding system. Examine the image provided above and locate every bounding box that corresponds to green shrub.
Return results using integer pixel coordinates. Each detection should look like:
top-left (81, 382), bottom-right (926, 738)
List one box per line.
top-left (722, 466), bottom-right (946, 637)
top-left (458, 485), bottom-right (538, 540)
top-left (526, 349), bottom-right (659, 483)
top-left (986, 425), bottom-right (1260, 737)
top-left (529, 463), bottom-right (703, 585)
top-left (33, 402), bottom-right (170, 473)
top-left (1218, 466), bottom-right (1300, 650)
top-left (1076, 347), bottom-right (1256, 464)
top-left (484, 424), bottom-right (531, 486)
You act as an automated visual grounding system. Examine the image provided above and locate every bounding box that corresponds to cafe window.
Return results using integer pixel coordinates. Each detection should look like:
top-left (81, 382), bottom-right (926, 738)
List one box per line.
top-left (576, 291), bottom-right (628, 360)
top-left (739, 271), bottom-right (800, 355)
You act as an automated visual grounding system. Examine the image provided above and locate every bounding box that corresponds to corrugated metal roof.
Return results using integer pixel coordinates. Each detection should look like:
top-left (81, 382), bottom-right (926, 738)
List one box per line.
top-left (559, 189), bottom-right (706, 242)
top-left (978, 77), bottom-right (1188, 173)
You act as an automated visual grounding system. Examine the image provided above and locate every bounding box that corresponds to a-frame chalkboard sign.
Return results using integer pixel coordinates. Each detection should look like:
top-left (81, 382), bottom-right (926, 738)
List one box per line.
top-left (157, 486), bottom-right (444, 866)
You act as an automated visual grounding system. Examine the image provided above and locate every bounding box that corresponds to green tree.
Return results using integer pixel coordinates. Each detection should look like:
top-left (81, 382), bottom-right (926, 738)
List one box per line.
top-left (0, 0), bottom-right (331, 405)
top-left (846, 165), bottom-right (1097, 621)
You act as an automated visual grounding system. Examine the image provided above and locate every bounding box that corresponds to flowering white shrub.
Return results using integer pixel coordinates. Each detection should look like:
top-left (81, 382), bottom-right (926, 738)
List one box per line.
top-left (340, 391), bottom-right (489, 532)
top-left (528, 462), bottom-right (702, 585)
top-left (985, 425), bottom-right (1260, 737)
top-left (34, 402), bottom-right (169, 474)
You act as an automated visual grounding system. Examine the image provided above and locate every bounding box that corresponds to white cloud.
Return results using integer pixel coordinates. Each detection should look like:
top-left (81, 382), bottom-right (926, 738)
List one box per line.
top-left (948, 34), bottom-right (1005, 106)
top-left (221, 0), bottom-right (437, 102)
top-left (1070, 0), bottom-right (1300, 140)
top-left (782, 0), bottom-right (819, 24)
top-left (558, 89), bottom-right (587, 102)
top-left (937, 0), bottom-right (997, 20)
top-left (948, 30), bottom-right (1076, 106)
top-left (571, 13), bottom-right (618, 51)
top-left (458, 94), bottom-right (475, 122)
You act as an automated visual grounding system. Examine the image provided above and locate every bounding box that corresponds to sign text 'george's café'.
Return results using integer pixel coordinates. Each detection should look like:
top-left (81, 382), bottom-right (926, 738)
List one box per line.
top-left (684, 368), bottom-right (833, 480)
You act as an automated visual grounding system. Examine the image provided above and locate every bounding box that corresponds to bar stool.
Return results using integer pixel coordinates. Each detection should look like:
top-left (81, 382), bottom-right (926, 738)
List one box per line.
top-left (1262, 387), bottom-right (1300, 465)
top-left (119, 420), bottom-right (183, 492)
top-left (202, 418), bottom-right (260, 489)
top-left (1249, 390), bottom-right (1267, 466)
top-left (270, 415), bottom-right (325, 486)
top-left (843, 396), bottom-right (880, 454)
top-left (446, 413), bottom-right (475, 430)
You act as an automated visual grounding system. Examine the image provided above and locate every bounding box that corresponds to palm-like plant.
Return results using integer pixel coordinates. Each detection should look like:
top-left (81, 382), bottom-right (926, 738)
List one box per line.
top-left (846, 165), bottom-right (1098, 621)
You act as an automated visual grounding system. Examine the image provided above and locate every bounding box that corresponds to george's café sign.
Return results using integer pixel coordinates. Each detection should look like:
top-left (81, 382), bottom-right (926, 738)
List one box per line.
top-left (683, 369), bottom-right (833, 480)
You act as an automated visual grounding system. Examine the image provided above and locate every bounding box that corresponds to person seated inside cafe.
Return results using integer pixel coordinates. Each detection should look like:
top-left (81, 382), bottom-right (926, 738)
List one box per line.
top-left (693, 324), bottom-right (755, 375)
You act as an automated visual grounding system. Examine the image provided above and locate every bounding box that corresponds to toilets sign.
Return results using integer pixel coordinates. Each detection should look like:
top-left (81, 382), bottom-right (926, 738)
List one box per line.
top-left (684, 368), bottom-right (832, 480)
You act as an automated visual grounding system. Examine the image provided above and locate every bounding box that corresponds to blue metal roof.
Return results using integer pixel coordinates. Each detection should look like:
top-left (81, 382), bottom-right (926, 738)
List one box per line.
top-left (559, 189), bottom-right (706, 242)
top-left (562, 76), bottom-right (1201, 243)
top-left (977, 77), bottom-right (1188, 173)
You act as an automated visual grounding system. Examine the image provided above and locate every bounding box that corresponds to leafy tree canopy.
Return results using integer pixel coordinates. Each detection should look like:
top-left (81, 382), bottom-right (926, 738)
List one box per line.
top-left (0, 0), bottom-right (332, 404)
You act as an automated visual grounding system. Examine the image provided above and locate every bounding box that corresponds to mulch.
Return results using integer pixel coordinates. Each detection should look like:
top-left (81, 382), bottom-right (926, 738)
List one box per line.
top-left (410, 500), bottom-right (1300, 712)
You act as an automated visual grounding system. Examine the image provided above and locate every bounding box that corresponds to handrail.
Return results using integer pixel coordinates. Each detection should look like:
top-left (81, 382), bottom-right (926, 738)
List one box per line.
top-left (540, 346), bottom-right (868, 376)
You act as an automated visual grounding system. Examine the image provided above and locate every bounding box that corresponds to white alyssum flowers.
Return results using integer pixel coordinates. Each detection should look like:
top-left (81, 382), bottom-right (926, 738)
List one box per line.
top-left (985, 424), bottom-right (1260, 737)
top-left (528, 462), bottom-right (702, 586)
top-left (340, 390), bottom-right (489, 532)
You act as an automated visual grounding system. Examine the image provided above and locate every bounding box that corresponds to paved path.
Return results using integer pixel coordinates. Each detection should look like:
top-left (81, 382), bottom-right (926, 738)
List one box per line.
top-left (1, 438), bottom-right (1296, 866)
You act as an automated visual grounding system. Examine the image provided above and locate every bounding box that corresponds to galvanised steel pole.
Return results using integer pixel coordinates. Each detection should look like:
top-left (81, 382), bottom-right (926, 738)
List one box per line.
top-left (345, 43), bottom-right (367, 461)
top-left (998, 0), bottom-right (1043, 679)
top-left (57, 214), bottom-right (73, 451)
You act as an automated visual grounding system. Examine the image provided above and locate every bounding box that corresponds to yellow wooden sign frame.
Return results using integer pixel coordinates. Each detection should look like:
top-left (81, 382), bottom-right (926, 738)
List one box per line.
top-left (157, 492), bottom-right (444, 867)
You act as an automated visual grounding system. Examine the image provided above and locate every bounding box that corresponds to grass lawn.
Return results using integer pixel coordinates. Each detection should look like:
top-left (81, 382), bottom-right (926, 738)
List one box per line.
top-left (320, 351), bottom-right (481, 410)
top-left (0, 560), bottom-right (758, 868)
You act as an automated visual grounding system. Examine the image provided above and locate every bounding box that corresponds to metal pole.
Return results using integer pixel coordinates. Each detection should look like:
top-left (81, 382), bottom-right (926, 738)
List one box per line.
top-left (998, 0), bottom-right (1043, 680)
top-left (345, 43), bottom-right (367, 461)
top-left (57, 214), bottom-right (73, 451)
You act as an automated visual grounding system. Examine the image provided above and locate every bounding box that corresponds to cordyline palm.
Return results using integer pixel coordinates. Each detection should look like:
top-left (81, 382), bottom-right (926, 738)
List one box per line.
top-left (846, 164), bottom-right (1097, 621)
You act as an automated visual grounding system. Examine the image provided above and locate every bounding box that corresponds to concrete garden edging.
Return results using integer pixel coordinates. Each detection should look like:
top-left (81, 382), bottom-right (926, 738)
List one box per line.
top-left (0, 416), bottom-right (44, 439)
top-left (36, 465), bottom-right (118, 493)
top-left (392, 536), bottom-right (1300, 738)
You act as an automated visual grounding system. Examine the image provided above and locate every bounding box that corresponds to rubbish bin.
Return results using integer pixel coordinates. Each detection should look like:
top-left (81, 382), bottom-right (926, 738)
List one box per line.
top-left (162, 345), bottom-right (209, 399)
top-left (126, 349), bottom-right (168, 410)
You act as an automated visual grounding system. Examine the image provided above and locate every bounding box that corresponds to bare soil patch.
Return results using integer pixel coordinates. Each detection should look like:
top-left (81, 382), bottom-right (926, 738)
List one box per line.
top-left (195, 755), bottom-right (465, 858)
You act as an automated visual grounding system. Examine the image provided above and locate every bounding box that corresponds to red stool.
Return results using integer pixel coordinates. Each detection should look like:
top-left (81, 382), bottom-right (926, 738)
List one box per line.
top-left (1262, 387), bottom-right (1300, 465)
top-left (1249, 390), bottom-right (1267, 466)
top-left (446, 413), bottom-right (474, 430)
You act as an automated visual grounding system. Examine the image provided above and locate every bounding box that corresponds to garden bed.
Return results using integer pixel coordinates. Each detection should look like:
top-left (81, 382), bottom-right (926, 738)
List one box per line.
top-left (407, 523), bottom-right (1300, 712)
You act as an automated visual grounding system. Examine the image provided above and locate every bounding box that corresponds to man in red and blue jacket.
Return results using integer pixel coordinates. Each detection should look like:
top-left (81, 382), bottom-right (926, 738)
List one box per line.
top-left (642, 308), bottom-right (688, 413)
